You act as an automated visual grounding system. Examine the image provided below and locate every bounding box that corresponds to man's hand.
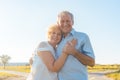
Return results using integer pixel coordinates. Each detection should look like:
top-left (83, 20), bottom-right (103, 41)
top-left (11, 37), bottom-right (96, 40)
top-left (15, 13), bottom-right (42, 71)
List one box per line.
top-left (29, 57), bottom-right (33, 65)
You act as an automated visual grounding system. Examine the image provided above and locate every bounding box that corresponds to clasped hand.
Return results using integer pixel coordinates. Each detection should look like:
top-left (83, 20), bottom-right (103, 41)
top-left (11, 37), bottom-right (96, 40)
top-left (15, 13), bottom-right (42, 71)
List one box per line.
top-left (63, 39), bottom-right (77, 55)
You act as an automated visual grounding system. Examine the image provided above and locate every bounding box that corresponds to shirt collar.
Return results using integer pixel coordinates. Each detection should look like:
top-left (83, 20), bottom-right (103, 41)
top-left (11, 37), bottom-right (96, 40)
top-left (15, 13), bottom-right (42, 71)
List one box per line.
top-left (62, 28), bottom-right (75, 38)
top-left (70, 28), bottom-right (75, 36)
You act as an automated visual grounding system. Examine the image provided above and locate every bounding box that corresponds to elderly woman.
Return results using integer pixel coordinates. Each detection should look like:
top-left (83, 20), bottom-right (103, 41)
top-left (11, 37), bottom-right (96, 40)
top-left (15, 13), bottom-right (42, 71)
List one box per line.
top-left (27, 24), bottom-right (76, 80)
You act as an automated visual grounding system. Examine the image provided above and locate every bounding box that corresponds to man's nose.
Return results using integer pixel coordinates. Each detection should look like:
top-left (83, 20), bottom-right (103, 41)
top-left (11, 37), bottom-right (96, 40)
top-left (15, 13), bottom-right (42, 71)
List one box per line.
top-left (63, 22), bottom-right (67, 26)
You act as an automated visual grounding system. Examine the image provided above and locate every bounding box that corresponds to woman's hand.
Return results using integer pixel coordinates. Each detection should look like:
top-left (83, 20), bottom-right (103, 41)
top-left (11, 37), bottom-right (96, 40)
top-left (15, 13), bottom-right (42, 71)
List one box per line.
top-left (63, 38), bottom-right (77, 55)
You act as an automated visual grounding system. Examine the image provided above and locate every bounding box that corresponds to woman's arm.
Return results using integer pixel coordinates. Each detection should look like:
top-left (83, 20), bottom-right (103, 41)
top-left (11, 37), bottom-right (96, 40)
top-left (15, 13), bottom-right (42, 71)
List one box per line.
top-left (37, 51), bottom-right (68, 72)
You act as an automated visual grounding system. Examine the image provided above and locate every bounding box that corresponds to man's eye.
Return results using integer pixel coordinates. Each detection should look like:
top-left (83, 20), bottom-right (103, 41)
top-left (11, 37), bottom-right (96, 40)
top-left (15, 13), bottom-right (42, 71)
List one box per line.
top-left (52, 32), bottom-right (56, 34)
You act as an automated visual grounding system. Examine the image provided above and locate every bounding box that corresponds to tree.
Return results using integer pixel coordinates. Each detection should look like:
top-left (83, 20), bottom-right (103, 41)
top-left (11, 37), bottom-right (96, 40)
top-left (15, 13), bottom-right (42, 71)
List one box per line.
top-left (0, 54), bottom-right (11, 69)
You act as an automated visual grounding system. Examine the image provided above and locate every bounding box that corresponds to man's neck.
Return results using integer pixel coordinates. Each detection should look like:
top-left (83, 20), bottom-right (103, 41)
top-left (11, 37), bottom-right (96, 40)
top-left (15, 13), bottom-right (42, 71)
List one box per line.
top-left (63, 33), bottom-right (69, 38)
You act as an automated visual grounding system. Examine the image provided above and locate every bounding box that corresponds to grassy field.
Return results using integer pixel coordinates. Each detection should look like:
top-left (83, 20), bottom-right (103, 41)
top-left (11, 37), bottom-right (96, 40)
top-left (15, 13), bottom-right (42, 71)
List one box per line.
top-left (88, 64), bottom-right (120, 72)
top-left (0, 64), bottom-right (120, 80)
top-left (0, 65), bottom-right (30, 73)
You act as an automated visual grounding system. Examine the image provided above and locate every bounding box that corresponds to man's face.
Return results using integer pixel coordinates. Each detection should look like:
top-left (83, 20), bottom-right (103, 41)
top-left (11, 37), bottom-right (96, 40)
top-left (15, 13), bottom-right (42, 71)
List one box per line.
top-left (57, 14), bottom-right (73, 36)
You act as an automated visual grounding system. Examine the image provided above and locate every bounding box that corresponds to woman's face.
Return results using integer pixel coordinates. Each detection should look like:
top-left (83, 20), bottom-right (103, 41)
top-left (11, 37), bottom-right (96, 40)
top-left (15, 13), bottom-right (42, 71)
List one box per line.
top-left (48, 28), bottom-right (62, 45)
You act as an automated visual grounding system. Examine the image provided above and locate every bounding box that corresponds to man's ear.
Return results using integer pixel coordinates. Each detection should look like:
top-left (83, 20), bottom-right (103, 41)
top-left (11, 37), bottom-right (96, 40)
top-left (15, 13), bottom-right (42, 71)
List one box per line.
top-left (56, 22), bottom-right (60, 28)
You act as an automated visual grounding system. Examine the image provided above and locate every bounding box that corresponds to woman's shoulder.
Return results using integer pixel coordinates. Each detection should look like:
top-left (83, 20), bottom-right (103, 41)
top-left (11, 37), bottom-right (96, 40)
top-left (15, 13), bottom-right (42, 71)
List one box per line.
top-left (37, 41), bottom-right (49, 48)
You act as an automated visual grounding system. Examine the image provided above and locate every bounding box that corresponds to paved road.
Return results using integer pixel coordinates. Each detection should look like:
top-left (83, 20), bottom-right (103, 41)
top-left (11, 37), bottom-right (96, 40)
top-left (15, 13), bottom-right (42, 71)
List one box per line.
top-left (0, 70), bottom-right (113, 80)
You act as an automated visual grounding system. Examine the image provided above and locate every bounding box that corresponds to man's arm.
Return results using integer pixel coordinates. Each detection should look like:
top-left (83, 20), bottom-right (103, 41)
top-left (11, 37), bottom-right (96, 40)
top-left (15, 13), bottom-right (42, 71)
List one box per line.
top-left (29, 57), bottom-right (33, 66)
top-left (63, 42), bottom-right (95, 67)
top-left (72, 49), bottom-right (95, 67)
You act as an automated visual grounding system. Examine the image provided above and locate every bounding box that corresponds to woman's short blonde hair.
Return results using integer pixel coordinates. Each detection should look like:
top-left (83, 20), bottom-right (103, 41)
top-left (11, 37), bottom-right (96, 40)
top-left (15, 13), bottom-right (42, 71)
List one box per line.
top-left (47, 24), bottom-right (62, 37)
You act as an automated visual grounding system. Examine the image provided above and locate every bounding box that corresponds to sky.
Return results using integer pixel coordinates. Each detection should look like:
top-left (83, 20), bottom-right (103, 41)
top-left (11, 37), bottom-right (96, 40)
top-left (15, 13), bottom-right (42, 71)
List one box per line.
top-left (0, 0), bottom-right (120, 64)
